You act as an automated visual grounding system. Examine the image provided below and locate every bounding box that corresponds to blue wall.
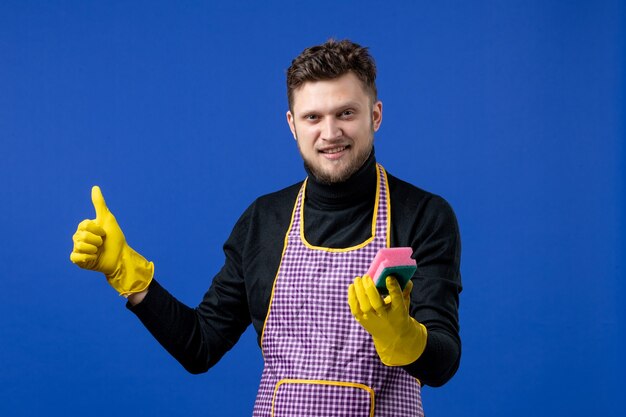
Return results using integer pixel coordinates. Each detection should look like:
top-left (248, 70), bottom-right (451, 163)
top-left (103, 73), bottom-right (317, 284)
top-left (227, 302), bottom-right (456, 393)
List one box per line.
top-left (1, 1), bottom-right (623, 416)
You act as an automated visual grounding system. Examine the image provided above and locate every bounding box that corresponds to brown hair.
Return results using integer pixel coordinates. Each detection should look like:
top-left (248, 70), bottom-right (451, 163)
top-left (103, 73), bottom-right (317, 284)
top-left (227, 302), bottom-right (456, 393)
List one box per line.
top-left (286, 39), bottom-right (377, 111)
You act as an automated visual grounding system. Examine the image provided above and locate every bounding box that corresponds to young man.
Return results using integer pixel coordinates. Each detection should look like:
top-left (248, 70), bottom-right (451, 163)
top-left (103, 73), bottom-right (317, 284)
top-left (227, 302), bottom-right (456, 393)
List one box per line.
top-left (71, 39), bottom-right (462, 417)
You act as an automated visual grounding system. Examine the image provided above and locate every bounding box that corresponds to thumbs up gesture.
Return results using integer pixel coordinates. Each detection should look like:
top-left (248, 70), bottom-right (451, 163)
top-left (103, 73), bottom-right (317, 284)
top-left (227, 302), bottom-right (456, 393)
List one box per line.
top-left (70, 186), bottom-right (154, 297)
top-left (70, 186), bottom-right (124, 274)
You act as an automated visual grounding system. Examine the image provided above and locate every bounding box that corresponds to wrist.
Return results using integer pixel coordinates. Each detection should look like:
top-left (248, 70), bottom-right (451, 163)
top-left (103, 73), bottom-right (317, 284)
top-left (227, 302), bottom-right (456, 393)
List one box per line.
top-left (106, 245), bottom-right (154, 297)
top-left (127, 288), bottom-right (149, 305)
top-left (374, 318), bottom-right (428, 366)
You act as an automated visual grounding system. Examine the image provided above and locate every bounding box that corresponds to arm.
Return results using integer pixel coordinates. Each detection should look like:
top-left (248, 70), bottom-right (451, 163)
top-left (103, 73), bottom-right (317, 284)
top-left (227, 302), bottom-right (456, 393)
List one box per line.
top-left (126, 206), bottom-right (253, 374)
top-left (402, 195), bottom-right (462, 386)
top-left (128, 290), bottom-right (147, 305)
top-left (346, 194), bottom-right (461, 385)
top-left (70, 186), bottom-right (252, 374)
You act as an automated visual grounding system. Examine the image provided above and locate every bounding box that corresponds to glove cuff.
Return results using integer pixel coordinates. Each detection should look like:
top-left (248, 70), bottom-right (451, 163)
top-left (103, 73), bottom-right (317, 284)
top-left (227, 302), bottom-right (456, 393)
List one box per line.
top-left (106, 245), bottom-right (154, 297)
top-left (373, 318), bottom-right (428, 367)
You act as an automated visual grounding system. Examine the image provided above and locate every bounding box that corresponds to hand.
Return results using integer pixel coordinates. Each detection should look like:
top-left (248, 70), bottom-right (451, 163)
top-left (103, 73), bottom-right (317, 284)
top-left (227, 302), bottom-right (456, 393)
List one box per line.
top-left (348, 275), bottom-right (427, 366)
top-left (70, 186), bottom-right (124, 274)
top-left (70, 186), bottom-right (154, 297)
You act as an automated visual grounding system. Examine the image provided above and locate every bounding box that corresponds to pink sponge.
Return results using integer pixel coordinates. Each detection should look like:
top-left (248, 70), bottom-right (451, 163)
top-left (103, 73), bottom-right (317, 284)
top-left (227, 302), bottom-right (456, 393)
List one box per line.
top-left (365, 247), bottom-right (416, 294)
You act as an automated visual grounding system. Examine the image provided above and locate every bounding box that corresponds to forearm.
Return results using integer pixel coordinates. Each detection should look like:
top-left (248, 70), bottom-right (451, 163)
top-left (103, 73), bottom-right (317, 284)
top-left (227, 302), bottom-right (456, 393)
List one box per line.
top-left (126, 280), bottom-right (216, 374)
top-left (402, 329), bottom-right (461, 386)
top-left (400, 194), bottom-right (462, 386)
top-left (127, 289), bottom-right (148, 305)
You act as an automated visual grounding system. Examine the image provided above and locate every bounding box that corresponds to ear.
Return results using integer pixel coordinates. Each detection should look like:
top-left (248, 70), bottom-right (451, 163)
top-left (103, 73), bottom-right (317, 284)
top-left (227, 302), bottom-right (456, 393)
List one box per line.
top-left (372, 101), bottom-right (383, 132)
top-left (286, 110), bottom-right (297, 140)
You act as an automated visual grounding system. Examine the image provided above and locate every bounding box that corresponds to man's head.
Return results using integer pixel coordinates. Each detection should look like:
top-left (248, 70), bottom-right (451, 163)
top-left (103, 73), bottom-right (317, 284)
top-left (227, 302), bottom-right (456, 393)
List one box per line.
top-left (287, 39), bottom-right (378, 112)
top-left (286, 39), bottom-right (383, 184)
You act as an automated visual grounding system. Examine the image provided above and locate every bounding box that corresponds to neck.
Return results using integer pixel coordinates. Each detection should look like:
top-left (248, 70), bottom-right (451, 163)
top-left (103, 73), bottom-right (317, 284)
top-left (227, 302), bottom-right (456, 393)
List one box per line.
top-left (305, 150), bottom-right (377, 209)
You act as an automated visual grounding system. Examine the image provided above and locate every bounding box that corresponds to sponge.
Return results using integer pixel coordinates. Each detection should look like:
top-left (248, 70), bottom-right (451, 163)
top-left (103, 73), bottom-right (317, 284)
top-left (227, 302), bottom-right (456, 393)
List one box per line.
top-left (366, 247), bottom-right (417, 294)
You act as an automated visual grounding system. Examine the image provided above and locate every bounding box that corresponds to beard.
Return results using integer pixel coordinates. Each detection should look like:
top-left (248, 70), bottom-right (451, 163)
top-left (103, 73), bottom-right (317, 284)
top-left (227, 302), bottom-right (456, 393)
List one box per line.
top-left (299, 139), bottom-right (373, 185)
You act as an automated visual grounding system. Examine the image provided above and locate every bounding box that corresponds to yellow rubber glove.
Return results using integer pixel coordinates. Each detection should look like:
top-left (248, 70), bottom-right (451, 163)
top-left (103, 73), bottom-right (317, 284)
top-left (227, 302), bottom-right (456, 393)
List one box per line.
top-left (70, 186), bottom-right (154, 297)
top-left (348, 275), bottom-right (427, 366)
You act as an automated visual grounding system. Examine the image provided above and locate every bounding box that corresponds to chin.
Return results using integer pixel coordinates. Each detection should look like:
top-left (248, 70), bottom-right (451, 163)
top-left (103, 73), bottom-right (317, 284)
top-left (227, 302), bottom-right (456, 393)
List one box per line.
top-left (310, 163), bottom-right (358, 185)
top-left (302, 145), bottom-right (372, 185)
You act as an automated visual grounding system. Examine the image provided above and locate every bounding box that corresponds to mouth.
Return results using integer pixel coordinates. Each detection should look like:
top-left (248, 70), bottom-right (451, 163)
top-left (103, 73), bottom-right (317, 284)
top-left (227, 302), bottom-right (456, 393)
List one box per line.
top-left (319, 145), bottom-right (350, 159)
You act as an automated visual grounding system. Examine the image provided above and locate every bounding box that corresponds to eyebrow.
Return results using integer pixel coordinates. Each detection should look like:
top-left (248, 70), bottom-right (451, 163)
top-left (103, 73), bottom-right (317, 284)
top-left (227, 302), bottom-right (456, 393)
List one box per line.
top-left (296, 101), bottom-right (364, 116)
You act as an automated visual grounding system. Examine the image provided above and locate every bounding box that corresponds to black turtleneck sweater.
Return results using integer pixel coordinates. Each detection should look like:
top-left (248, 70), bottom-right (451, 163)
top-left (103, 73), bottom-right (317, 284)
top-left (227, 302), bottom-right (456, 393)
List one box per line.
top-left (128, 152), bottom-right (462, 387)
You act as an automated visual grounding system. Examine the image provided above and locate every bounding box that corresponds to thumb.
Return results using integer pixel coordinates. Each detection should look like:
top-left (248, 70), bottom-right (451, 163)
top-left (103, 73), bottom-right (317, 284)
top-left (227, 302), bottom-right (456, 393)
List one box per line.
top-left (402, 280), bottom-right (414, 308)
top-left (91, 185), bottom-right (109, 222)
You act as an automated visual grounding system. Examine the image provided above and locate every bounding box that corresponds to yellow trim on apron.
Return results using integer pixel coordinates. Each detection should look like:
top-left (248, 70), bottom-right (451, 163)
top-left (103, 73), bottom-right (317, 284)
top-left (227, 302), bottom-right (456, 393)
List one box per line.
top-left (271, 379), bottom-right (375, 417)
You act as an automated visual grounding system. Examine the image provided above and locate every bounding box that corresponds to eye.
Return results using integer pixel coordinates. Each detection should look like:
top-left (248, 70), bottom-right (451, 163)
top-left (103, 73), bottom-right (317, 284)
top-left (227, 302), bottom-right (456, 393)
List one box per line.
top-left (304, 114), bottom-right (319, 121)
top-left (340, 109), bottom-right (355, 118)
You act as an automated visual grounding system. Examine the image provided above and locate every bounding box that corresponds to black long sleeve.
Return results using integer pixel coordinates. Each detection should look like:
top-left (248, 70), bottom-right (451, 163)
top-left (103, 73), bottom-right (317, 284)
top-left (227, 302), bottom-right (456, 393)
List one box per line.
top-left (128, 152), bottom-right (462, 386)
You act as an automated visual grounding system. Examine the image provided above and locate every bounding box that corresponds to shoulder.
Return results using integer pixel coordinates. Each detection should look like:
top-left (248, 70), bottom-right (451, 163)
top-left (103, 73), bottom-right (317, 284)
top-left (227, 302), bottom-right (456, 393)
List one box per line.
top-left (252, 182), bottom-right (303, 212)
top-left (225, 181), bottom-right (303, 276)
top-left (385, 170), bottom-right (460, 246)
top-left (384, 170), bottom-right (461, 281)
top-left (386, 171), bottom-right (456, 219)
top-left (230, 181), bottom-right (303, 236)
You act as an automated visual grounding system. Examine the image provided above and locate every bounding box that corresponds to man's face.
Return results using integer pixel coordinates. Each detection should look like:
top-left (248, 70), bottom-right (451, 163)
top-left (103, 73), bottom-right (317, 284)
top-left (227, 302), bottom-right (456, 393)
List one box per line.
top-left (287, 72), bottom-right (383, 184)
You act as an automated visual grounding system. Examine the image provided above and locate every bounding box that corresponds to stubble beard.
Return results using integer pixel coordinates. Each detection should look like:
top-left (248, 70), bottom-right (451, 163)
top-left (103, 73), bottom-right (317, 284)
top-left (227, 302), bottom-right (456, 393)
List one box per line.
top-left (298, 133), bottom-right (374, 185)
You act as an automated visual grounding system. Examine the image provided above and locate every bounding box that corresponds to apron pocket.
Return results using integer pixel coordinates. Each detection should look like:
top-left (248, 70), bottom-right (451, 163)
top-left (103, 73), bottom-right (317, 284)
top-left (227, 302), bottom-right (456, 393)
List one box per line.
top-left (272, 379), bottom-right (374, 417)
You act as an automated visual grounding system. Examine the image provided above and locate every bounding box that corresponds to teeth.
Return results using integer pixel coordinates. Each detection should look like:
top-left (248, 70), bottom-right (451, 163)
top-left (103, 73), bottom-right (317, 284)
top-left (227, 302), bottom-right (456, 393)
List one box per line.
top-left (323, 146), bottom-right (346, 154)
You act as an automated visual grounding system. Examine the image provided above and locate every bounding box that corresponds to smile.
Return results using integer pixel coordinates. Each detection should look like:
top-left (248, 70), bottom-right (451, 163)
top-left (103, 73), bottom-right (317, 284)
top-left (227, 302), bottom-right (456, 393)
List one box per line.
top-left (320, 146), bottom-right (349, 154)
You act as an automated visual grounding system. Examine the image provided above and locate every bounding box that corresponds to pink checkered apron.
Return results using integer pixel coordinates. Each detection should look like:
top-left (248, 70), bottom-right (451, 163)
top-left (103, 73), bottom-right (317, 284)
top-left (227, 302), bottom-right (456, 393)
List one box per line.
top-left (252, 164), bottom-right (424, 417)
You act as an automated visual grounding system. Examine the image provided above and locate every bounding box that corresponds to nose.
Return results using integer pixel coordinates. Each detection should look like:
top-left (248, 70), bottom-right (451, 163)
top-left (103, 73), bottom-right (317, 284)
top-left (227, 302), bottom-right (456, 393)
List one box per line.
top-left (321, 118), bottom-right (342, 140)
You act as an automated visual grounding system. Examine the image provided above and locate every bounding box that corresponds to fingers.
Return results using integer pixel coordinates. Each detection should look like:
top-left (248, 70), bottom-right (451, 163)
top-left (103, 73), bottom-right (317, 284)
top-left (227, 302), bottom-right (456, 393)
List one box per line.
top-left (386, 276), bottom-right (404, 307)
top-left (70, 251), bottom-right (98, 265)
top-left (348, 283), bottom-right (361, 318)
top-left (385, 276), bottom-right (415, 314)
top-left (403, 280), bottom-right (413, 302)
top-left (363, 275), bottom-right (385, 315)
top-left (70, 186), bottom-right (110, 269)
top-left (73, 240), bottom-right (99, 254)
top-left (403, 279), bottom-right (414, 295)
top-left (74, 220), bottom-right (105, 247)
top-left (91, 186), bottom-right (109, 223)
top-left (77, 219), bottom-right (106, 237)
top-left (71, 219), bottom-right (105, 267)
top-left (353, 276), bottom-right (372, 314)
top-left (74, 231), bottom-right (103, 248)
top-left (351, 276), bottom-right (385, 316)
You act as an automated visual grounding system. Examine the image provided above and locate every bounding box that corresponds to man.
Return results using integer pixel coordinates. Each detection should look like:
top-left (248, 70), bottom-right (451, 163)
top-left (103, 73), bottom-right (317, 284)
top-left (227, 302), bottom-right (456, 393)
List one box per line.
top-left (70, 39), bottom-right (462, 416)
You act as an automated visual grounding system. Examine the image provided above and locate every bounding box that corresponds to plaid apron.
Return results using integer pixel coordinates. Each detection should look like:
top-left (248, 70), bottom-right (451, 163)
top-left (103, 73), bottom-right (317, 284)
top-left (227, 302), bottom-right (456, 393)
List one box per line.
top-left (253, 164), bottom-right (424, 417)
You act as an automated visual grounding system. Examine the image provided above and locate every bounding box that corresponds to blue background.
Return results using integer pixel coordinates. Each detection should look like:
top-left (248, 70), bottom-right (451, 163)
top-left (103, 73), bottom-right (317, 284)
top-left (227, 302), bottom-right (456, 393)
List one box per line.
top-left (1, 1), bottom-right (624, 416)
